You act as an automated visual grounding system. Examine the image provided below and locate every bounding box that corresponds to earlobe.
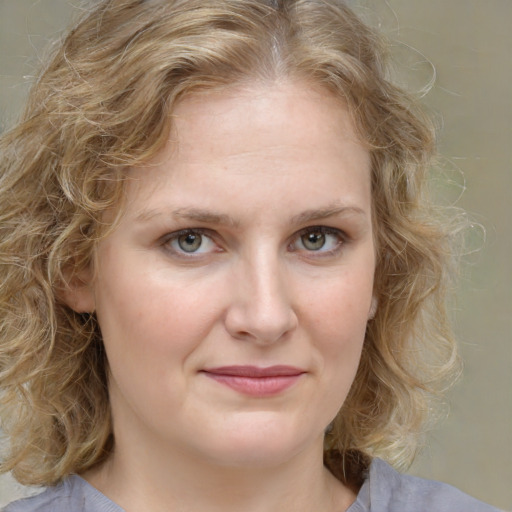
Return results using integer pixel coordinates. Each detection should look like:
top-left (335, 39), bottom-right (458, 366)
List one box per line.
top-left (59, 269), bottom-right (96, 313)
top-left (368, 296), bottom-right (378, 320)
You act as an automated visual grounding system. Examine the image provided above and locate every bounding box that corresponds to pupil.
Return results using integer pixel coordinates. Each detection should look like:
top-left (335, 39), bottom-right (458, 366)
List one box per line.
top-left (303, 232), bottom-right (325, 250)
top-left (178, 233), bottom-right (202, 252)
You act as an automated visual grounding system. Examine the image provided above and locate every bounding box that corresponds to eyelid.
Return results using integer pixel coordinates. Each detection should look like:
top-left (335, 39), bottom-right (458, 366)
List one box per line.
top-left (160, 228), bottom-right (221, 257)
top-left (160, 227), bottom-right (209, 243)
top-left (289, 225), bottom-right (347, 255)
top-left (158, 225), bottom-right (348, 260)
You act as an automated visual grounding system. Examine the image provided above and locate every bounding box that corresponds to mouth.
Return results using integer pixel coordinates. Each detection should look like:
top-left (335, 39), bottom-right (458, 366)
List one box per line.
top-left (200, 365), bottom-right (306, 397)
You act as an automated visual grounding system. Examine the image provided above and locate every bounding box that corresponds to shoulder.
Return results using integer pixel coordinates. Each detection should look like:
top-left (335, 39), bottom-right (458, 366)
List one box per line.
top-left (349, 458), bottom-right (502, 512)
top-left (2, 476), bottom-right (123, 512)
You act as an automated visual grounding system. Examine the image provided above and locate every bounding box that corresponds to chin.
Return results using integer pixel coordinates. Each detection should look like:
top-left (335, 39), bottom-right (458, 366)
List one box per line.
top-left (191, 414), bottom-right (322, 469)
top-left (207, 443), bottom-right (305, 470)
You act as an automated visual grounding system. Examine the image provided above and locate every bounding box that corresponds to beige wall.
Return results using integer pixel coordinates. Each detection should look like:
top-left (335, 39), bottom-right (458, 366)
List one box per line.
top-left (379, 2), bottom-right (511, 509)
top-left (1, 1), bottom-right (510, 509)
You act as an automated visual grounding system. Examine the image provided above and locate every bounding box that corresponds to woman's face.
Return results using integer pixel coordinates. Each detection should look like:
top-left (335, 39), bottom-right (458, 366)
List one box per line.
top-left (75, 81), bottom-right (376, 469)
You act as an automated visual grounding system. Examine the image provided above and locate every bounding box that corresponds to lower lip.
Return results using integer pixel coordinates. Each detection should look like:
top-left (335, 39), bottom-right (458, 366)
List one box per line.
top-left (203, 373), bottom-right (303, 397)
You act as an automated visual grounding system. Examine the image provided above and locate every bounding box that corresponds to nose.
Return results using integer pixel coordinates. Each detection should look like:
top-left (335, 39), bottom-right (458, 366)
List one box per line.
top-left (224, 254), bottom-right (298, 345)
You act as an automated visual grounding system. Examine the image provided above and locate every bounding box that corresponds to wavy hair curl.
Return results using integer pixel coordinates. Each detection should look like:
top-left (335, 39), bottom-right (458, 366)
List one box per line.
top-left (0, 0), bottom-right (461, 486)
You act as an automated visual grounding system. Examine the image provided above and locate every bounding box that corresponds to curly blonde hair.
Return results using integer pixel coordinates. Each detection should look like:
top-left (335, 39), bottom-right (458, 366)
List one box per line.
top-left (0, 0), bottom-right (461, 486)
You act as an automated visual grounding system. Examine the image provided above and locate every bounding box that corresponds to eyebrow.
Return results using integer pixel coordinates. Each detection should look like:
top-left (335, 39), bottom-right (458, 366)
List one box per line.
top-left (290, 205), bottom-right (367, 225)
top-left (134, 203), bottom-right (367, 227)
top-left (135, 207), bottom-right (240, 227)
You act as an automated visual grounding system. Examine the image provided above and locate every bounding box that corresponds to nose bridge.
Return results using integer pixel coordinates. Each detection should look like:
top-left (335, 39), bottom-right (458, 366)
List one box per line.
top-left (225, 244), bottom-right (297, 343)
top-left (248, 248), bottom-right (286, 314)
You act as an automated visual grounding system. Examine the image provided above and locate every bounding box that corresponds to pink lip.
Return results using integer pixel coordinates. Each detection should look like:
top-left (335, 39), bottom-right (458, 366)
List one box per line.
top-left (201, 365), bottom-right (306, 397)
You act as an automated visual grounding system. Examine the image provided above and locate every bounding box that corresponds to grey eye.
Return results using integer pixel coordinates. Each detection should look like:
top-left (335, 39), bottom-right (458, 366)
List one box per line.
top-left (177, 233), bottom-right (203, 252)
top-left (290, 227), bottom-right (345, 255)
top-left (164, 229), bottom-right (218, 257)
top-left (301, 231), bottom-right (326, 251)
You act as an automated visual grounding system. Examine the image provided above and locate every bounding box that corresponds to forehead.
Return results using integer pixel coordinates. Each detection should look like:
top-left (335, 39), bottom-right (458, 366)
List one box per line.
top-left (169, 80), bottom-right (363, 155)
top-left (123, 80), bottom-right (372, 224)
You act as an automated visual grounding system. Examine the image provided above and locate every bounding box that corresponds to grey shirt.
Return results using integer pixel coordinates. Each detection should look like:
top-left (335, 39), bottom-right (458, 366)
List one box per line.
top-left (2, 458), bottom-right (501, 512)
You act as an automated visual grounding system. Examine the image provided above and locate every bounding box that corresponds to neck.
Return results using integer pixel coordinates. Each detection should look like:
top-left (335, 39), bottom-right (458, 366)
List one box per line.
top-left (84, 436), bottom-right (356, 512)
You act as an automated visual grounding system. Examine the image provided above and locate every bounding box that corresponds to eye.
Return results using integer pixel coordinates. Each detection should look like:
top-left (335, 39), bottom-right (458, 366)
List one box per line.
top-left (163, 229), bottom-right (218, 255)
top-left (301, 231), bottom-right (327, 251)
top-left (290, 226), bottom-right (344, 254)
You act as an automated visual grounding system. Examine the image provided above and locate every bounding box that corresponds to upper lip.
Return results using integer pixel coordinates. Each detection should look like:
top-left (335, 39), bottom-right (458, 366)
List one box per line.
top-left (202, 365), bottom-right (306, 378)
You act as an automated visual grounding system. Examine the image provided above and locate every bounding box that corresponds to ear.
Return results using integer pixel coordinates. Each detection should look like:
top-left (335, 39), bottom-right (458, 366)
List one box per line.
top-left (59, 268), bottom-right (96, 313)
top-left (368, 296), bottom-right (378, 320)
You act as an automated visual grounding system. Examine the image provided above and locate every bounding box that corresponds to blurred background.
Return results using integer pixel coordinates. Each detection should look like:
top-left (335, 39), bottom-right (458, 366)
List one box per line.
top-left (1, 1), bottom-right (510, 509)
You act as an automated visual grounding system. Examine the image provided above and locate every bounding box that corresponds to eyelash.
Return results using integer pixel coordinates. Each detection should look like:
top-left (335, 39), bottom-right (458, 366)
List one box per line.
top-left (160, 228), bottom-right (218, 258)
top-left (160, 226), bottom-right (347, 260)
top-left (290, 226), bottom-right (347, 257)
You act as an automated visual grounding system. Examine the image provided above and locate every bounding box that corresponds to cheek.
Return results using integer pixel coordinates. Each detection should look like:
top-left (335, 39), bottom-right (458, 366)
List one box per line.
top-left (301, 269), bottom-right (373, 381)
top-left (303, 270), bottom-right (373, 336)
top-left (93, 259), bottom-right (227, 379)
top-left (93, 270), bottom-right (218, 415)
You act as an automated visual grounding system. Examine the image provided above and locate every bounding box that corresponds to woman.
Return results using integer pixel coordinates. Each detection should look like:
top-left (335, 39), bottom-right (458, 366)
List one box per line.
top-left (0, 1), bottom-right (501, 511)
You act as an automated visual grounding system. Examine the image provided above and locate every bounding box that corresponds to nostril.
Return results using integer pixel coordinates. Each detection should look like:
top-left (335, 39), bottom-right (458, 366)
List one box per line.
top-left (224, 300), bottom-right (298, 345)
top-left (223, 261), bottom-right (298, 344)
